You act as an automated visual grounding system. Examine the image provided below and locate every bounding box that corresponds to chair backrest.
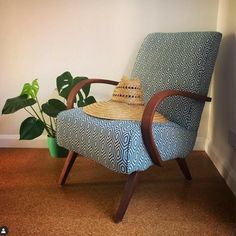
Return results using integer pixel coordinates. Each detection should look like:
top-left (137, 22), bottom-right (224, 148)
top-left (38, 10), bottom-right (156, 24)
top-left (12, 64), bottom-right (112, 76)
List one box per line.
top-left (131, 32), bottom-right (222, 131)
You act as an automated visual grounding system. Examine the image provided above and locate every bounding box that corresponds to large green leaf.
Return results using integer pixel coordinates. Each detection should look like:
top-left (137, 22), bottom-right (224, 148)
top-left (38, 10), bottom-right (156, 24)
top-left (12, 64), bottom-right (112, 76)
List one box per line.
top-left (84, 96), bottom-right (96, 106)
top-left (74, 76), bottom-right (90, 97)
top-left (56, 72), bottom-right (90, 100)
top-left (56, 71), bottom-right (73, 99)
top-left (20, 79), bottom-right (39, 99)
top-left (2, 94), bottom-right (36, 114)
top-left (77, 100), bottom-right (85, 107)
top-left (42, 99), bottom-right (67, 117)
top-left (19, 117), bottom-right (45, 140)
top-left (77, 96), bottom-right (96, 107)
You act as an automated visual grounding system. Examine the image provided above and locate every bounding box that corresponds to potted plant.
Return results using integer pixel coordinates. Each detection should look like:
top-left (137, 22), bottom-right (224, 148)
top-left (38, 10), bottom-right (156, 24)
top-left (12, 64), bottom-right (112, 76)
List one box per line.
top-left (1, 71), bottom-right (96, 157)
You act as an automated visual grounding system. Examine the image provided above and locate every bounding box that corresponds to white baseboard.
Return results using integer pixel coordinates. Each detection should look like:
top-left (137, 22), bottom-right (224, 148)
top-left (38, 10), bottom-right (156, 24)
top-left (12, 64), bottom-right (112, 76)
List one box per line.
top-left (193, 136), bottom-right (205, 150)
top-left (0, 134), bottom-right (47, 148)
top-left (206, 141), bottom-right (236, 197)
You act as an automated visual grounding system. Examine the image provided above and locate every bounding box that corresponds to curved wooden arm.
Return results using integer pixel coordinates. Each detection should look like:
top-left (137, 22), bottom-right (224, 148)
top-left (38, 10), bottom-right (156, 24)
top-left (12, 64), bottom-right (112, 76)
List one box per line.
top-left (141, 90), bottom-right (211, 166)
top-left (67, 79), bottom-right (118, 109)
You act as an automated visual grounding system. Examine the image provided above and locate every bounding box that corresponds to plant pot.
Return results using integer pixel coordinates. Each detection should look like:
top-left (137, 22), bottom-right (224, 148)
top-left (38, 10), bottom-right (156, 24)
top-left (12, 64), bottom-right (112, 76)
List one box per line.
top-left (47, 136), bottom-right (68, 158)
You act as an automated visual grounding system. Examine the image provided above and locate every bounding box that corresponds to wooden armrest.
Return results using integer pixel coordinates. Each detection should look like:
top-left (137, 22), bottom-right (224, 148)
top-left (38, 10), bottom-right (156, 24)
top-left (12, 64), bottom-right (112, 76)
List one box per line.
top-left (141, 90), bottom-right (211, 166)
top-left (67, 79), bottom-right (118, 109)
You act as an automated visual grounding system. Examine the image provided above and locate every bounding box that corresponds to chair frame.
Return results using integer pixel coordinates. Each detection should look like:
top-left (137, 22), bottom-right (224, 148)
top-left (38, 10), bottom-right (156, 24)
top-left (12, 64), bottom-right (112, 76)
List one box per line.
top-left (58, 79), bottom-right (211, 223)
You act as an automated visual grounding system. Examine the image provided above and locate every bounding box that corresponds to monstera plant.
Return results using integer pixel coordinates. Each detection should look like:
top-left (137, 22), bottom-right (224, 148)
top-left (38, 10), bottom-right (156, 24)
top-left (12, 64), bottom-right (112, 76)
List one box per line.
top-left (1, 71), bottom-right (96, 157)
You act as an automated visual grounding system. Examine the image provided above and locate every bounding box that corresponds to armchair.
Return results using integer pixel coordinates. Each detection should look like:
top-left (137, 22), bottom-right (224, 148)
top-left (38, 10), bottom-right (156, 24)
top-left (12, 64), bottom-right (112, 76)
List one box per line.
top-left (56, 32), bottom-right (222, 223)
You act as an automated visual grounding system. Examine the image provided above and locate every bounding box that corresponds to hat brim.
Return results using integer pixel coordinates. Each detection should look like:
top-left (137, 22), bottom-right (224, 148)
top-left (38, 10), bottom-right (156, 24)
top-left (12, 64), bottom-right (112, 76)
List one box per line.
top-left (83, 100), bottom-right (168, 123)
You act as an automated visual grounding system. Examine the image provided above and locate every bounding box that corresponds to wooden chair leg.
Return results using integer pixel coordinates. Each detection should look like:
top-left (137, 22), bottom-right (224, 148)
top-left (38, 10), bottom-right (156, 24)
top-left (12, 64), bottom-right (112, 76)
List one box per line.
top-left (115, 171), bottom-right (139, 223)
top-left (59, 151), bottom-right (77, 185)
top-left (176, 158), bottom-right (192, 180)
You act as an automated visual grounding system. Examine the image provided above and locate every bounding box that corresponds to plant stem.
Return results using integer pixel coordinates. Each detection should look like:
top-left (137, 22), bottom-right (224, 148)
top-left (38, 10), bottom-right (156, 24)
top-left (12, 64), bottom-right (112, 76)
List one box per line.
top-left (24, 107), bottom-right (36, 118)
top-left (49, 116), bottom-right (53, 127)
top-left (45, 123), bottom-right (54, 131)
top-left (31, 105), bottom-right (53, 136)
top-left (49, 117), bottom-right (55, 136)
top-left (30, 105), bottom-right (42, 120)
top-left (35, 97), bottom-right (54, 137)
top-left (53, 118), bottom-right (57, 128)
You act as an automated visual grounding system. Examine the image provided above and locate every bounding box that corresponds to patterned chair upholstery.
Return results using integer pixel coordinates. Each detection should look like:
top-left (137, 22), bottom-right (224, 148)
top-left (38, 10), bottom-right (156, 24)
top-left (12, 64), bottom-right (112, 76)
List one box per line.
top-left (57, 32), bottom-right (222, 223)
top-left (57, 109), bottom-right (196, 174)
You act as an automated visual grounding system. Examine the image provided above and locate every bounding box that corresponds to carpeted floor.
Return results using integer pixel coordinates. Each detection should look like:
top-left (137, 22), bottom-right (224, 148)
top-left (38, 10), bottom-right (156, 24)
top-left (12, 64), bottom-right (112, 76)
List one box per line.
top-left (0, 148), bottom-right (235, 235)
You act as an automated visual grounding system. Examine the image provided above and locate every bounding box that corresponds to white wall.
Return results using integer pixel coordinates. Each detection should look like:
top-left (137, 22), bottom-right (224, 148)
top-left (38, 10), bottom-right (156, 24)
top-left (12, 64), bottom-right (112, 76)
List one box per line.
top-left (206, 0), bottom-right (236, 196)
top-left (0, 0), bottom-right (219, 147)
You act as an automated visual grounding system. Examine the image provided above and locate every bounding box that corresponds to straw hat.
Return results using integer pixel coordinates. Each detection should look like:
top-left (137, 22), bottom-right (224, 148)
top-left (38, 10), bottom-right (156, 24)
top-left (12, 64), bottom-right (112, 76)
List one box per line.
top-left (83, 76), bottom-right (168, 123)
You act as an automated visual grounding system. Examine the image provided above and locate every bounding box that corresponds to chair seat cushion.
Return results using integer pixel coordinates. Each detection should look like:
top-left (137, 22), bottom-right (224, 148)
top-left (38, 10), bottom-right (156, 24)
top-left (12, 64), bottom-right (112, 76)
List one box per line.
top-left (57, 108), bottom-right (196, 174)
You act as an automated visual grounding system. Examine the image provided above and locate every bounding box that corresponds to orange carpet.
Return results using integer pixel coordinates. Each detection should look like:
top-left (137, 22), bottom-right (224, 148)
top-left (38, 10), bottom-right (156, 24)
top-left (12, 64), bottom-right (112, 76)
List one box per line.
top-left (0, 148), bottom-right (235, 235)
